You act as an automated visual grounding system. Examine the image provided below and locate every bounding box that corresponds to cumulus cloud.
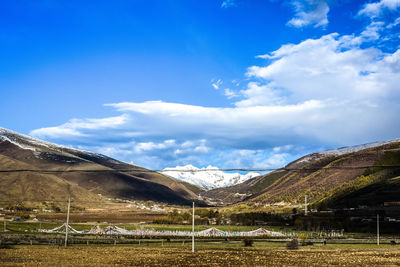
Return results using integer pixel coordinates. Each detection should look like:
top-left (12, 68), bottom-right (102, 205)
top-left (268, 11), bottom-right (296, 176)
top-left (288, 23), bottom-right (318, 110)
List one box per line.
top-left (358, 0), bottom-right (400, 18)
top-left (71, 139), bottom-right (212, 169)
top-left (247, 33), bottom-right (398, 104)
top-left (287, 0), bottom-right (330, 28)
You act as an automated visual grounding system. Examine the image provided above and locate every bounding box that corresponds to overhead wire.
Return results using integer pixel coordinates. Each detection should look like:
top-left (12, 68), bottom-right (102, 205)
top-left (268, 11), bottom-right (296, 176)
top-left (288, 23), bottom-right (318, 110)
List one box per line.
top-left (0, 165), bottom-right (399, 173)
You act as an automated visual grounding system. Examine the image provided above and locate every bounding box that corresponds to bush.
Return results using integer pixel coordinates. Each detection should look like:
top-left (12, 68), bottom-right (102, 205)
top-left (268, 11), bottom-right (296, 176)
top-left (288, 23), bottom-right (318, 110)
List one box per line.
top-left (286, 239), bottom-right (299, 250)
top-left (0, 243), bottom-right (13, 249)
top-left (18, 213), bottom-right (30, 220)
top-left (243, 238), bottom-right (254, 247)
top-left (301, 240), bottom-right (313, 246)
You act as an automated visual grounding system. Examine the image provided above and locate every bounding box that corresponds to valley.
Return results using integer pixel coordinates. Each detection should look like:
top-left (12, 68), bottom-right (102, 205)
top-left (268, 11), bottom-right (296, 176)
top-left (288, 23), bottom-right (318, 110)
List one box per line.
top-left (1, 127), bottom-right (400, 238)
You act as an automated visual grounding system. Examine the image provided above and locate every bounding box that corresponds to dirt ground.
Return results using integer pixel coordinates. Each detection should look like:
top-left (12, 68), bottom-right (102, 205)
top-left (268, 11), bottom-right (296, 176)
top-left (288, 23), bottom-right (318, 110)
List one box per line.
top-left (1, 245), bottom-right (400, 266)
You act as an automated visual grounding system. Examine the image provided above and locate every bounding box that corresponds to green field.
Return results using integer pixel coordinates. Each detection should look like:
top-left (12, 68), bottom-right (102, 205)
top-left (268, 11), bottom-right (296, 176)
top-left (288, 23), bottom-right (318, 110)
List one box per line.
top-left (2, 221), bottom-right (398, 241)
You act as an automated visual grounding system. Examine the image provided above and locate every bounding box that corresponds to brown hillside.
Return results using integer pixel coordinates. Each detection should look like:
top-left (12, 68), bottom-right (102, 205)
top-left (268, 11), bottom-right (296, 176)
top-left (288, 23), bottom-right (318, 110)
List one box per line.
top-left (0, 127), bottom-right (201, 205)
top-left (202, 141), bottom-right (400, 206)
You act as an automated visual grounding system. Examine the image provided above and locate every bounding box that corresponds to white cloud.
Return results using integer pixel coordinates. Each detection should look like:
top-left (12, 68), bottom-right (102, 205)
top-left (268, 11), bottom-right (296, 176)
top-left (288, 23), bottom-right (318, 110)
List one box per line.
top-left (218, 149), bottom-right (291, 170)
top-left (236, 82), bottom-right (282, 107)
top-left (211, 79), bottom-right (223, 89)
top-left (31, 127), bottom-right (86, 139)
top-left (221, 0), bottom-right (236, 8)
top-left (358, 0), bottom-right (400, 18)
top-left (134, 140), bottom-right (176, 153)
top-left (31, 114), bottom-right (129, 139)
top-left (273, 145), bottom-right (294, 152)
top-left (287, 0), bottom-right (330, 28)
top-left (211, 79), bottom-right (239, 99)
top-left (358, 21), bottom-right (385, 43)
top-left (387, 17), bottom-right (400, 28)
top-left (223, 88), bottom-right (239, 99)
top-left (247, 33), bottom-right (391, 103)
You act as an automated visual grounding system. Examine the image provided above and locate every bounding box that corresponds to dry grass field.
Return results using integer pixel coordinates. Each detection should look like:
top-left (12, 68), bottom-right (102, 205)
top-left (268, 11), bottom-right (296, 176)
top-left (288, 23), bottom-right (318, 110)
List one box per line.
top-left (1, 245), bottom-right (400, 266)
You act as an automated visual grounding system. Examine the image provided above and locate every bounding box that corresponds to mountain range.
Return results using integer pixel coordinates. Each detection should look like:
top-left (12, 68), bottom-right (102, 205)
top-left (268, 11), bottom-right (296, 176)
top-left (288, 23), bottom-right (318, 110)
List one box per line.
top-left (160, 165), bottom-right (259, 190)
top-left (1, 126), bottom-right (399, 210)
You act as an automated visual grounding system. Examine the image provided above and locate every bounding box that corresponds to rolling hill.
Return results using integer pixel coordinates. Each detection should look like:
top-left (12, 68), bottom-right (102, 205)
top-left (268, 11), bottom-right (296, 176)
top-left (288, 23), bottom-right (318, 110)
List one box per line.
top-left (0, 127), bottom-right (202, 205)
top-left (202, 140), bottom-right (400, 208)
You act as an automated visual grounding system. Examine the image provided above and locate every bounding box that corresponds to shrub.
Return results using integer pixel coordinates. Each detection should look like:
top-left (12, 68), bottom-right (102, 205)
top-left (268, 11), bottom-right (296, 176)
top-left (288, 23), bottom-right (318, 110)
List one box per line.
top-left (286, 239), bottom-right (299, 250)
top-left (0, 243), bottom-right (13, 249)
top-left (301, 240), bottom-right (313, 246)
top-left (243, 238), bottom-right (254, 247)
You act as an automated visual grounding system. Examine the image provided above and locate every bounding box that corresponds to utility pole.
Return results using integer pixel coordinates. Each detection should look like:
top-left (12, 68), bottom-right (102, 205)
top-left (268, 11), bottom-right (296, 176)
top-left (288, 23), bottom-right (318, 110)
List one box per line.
top-left (377, 214), bottom-right (380, 246)
top-left (192, 201), bottom-right (195, 253)
top-left (305, 194), bottom-right (308, 216)
top-left (64, 197), bottom-right (71, 247)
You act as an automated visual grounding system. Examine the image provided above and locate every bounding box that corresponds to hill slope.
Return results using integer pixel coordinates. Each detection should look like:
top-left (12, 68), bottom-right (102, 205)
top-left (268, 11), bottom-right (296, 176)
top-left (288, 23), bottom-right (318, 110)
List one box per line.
top-left (0, 127), bottom-right (201, 205)
top-left (202, 140), bottom-right (400, 208)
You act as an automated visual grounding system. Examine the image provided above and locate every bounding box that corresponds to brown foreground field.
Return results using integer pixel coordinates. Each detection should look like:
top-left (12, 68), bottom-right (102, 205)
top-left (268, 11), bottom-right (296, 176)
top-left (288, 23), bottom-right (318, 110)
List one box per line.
top-left (1, 245), bottom-right (400, 266)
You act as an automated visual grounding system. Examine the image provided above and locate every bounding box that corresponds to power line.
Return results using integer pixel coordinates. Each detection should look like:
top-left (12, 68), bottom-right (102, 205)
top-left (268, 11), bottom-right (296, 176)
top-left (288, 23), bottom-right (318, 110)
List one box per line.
top-left (0, 165), bottom-right (399, 173)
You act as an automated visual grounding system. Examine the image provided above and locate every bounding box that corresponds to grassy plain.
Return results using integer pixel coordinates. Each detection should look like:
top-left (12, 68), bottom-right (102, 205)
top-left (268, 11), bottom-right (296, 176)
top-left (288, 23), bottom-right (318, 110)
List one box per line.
top-left (1, 245), bottom-right (400, 266)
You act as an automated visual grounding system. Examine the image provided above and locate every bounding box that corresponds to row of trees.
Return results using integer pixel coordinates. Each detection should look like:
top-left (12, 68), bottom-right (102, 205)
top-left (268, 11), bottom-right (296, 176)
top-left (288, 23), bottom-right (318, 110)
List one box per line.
top-left (153, 208), bottom-right (222, 225)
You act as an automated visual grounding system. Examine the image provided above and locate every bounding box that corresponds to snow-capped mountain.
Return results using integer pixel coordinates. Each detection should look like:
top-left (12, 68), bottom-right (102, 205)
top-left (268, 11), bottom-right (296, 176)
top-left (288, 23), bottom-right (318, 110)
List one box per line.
top-left (160, 165), bottom-right (260, 190)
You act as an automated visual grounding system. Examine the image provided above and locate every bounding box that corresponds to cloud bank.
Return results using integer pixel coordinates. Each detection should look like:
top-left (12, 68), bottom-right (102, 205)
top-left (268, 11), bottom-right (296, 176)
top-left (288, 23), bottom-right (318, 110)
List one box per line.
top-left (30, 2), bottom-right (400, 169)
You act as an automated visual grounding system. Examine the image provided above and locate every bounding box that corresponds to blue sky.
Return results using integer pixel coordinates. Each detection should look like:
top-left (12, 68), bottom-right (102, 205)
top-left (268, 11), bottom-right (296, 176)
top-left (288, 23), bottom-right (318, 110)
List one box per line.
top-left (1, 0), bottom-right (400, 170)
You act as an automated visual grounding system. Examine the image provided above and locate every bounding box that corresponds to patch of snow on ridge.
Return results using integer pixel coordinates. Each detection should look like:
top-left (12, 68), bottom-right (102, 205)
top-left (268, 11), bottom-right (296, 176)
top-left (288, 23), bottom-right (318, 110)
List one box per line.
top-left (0, 127), bottom-right (106, 159)
top-left (320, 139), bottom-right (400, 156)
top-left (0, 135), bottom-right (37, 152)
top-left (292, 138), bottom-right (400, 166)
top-left (160, 164), bottom-right (260, 190)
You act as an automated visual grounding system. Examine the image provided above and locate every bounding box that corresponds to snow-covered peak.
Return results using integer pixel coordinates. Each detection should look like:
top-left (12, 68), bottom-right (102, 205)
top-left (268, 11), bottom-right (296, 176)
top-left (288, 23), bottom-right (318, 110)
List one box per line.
top-left (161, 165), bottom-right (260, 190)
